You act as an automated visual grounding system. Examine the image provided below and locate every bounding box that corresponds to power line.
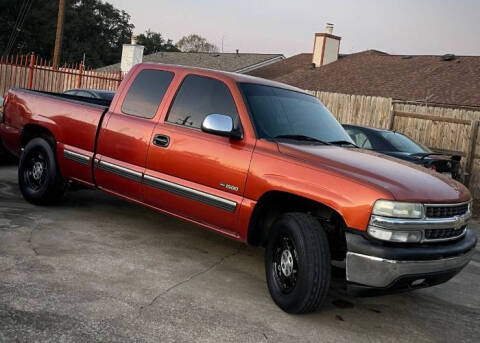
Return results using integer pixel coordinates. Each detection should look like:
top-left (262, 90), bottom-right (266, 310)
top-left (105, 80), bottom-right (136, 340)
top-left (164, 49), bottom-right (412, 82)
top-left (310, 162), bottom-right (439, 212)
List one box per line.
top-left (4, 0), bottom-right (28, 55)
top-left (4, 0), bottom-right (35, 56)
top-left (11, 0), bottom-right (35, 53)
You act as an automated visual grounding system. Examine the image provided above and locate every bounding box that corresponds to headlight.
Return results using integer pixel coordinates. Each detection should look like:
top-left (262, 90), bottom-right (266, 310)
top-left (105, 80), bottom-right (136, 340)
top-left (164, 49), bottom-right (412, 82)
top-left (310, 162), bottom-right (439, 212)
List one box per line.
top-left (372, 200), bottom-right (424, 219)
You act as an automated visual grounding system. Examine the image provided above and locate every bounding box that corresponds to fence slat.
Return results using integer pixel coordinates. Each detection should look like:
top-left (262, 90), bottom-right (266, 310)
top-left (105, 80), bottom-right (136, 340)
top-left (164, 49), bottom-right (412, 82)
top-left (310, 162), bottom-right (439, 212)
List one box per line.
top-left (465, 120), bottom-right (480, 187)
top-left (0, 52), bottom-right (122, 96)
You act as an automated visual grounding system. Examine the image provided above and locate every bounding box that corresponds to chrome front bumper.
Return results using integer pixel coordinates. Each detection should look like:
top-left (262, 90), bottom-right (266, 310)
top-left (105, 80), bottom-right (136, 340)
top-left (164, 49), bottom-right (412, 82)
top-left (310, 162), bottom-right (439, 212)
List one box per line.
top-left (345, 227), bottom-right (477, 289)
top-left (346, 249), bottom-right (475, 288)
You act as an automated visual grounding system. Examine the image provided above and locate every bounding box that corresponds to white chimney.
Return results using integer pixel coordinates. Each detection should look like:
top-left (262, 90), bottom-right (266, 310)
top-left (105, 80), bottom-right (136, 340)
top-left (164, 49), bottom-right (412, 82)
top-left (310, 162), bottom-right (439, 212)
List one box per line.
top-left (121, 35), bottom-right (144, 73)
top-left (312, 23), bottom-right (341, 67)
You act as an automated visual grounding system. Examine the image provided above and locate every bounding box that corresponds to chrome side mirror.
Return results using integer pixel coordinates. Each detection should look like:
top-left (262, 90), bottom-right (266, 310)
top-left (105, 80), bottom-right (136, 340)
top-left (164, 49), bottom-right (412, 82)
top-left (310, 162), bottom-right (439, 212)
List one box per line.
top-left (201, 114), bottom-right (242, 139)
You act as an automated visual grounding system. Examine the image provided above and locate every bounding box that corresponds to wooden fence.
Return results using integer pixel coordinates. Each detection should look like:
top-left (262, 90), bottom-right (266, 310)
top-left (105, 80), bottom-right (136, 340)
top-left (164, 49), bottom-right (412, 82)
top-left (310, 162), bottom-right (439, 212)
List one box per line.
top-left (312, 90), bottom-right (480, 200)
top-left (0, 53), bottom-right (123, 97)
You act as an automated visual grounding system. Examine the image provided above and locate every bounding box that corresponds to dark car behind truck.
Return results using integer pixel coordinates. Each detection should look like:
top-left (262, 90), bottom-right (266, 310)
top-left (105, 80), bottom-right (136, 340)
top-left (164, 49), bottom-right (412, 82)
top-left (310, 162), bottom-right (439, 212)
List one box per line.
top-left (343, 124), bottom-right (462, 180)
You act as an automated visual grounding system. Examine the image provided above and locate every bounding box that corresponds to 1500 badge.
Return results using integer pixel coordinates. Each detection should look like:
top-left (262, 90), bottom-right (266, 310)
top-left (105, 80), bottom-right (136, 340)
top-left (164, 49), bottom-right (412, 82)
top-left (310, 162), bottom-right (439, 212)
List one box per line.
top-left (220, 183), bottom-right (239, 192)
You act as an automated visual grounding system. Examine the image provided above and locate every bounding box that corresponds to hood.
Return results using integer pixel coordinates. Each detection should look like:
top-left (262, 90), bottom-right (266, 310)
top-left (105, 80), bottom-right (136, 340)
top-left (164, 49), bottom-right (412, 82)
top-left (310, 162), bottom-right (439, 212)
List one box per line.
top-left (278, 143), bottom-right (470, 203)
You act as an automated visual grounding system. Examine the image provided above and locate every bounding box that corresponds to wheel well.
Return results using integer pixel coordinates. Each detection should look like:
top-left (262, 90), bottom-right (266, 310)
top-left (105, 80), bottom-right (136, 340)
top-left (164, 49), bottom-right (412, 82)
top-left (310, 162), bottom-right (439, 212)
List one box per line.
top-left (21, 124), bottom-right (55, 148)
top-left (247, 191), bottom-right (347, 260)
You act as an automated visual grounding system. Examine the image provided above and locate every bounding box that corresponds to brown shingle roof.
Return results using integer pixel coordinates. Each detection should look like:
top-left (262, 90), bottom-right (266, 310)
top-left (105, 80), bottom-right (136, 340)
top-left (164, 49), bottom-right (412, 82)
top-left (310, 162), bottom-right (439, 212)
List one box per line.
top-left (248, 50), bottom-right (480, 107)
top-left (97, 52), bottom-right (284, 73)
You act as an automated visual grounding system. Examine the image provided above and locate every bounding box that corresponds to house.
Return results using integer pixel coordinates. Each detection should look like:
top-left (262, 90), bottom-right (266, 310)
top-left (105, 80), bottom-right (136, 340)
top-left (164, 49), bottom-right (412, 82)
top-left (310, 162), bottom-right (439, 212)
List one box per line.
top-left (249, 25), bottom-right (480, 200)
top-left (248, 25), bottom-right (480, 108)
top-left (97, 37), bottom-right (284, 74)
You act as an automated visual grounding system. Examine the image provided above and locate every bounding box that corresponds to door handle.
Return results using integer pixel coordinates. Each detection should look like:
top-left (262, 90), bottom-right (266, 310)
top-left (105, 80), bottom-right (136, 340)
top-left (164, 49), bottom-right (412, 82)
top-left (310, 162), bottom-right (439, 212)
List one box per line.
top-left (153, 134), bottom-right (170, 148)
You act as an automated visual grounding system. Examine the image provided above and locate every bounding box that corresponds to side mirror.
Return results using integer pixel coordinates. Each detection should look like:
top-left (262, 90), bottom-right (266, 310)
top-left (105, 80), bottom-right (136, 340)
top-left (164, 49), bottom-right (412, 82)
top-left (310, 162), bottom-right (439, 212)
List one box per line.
top-left (201, 114), bottom-right (243, 140)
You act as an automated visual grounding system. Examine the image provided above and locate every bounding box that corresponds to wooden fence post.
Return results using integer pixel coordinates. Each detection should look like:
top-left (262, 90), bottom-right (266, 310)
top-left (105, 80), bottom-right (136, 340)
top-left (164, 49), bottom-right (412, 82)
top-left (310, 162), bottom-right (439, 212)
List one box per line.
top-left (77, 61), bottom-right (83, 88)
top-left (117, 70), bottom-right (122, 88)
top-left (388, 104), bottom-right (395, 130)
top-left (465, 119), bottom-right (479, 187)
top-left (27, 52), bottom-right (35, 89)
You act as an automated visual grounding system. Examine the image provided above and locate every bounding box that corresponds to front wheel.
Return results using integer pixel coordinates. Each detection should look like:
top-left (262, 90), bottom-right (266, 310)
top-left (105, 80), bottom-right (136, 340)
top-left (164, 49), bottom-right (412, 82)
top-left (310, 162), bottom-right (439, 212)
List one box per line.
top-left (18, 137), bottom-right (64, 205)
top-left (265, 213), bottom-right (331, 314)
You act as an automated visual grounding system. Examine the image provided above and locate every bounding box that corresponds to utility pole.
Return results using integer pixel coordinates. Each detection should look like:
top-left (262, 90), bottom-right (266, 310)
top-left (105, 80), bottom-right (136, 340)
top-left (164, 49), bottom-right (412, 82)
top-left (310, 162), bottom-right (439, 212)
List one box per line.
top-left (53, 0), bottom-right (66, 68)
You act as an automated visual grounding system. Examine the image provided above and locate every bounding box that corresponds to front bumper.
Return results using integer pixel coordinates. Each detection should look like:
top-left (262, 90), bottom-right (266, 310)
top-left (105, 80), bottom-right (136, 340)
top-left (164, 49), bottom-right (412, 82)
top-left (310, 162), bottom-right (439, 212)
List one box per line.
top-left (345, 229), bottom-right (477, 290)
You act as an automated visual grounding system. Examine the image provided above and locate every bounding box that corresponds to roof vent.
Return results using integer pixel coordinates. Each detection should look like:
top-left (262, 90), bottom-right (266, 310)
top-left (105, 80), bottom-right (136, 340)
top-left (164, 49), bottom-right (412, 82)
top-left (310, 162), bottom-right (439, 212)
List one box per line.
top-left (442, 54), bottom-right (455, 61)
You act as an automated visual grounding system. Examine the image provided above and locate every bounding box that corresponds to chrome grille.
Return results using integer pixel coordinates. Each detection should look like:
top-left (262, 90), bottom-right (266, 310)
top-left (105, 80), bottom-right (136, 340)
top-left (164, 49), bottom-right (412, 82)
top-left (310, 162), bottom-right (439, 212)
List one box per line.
top-left (425, 203), bottom-right (469, 218)
top-left (424, 226), bottom-right (466, 241)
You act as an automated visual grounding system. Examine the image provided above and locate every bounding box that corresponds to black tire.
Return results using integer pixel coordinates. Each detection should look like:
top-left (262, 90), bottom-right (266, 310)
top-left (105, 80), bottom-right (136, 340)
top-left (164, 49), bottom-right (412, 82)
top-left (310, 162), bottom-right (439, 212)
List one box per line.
top-left (18, 137), bottom-right (64, 205)
top-left (265, 212), bottom-right (331, 314)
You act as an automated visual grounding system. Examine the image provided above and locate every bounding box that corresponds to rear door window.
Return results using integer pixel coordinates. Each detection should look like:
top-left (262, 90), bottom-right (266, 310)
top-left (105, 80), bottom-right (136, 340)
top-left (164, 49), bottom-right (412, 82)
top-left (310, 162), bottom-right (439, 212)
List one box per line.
top-left (166, 74), bottom-right (239, 129)
top-left (122, 69), bottom-right (174, 119)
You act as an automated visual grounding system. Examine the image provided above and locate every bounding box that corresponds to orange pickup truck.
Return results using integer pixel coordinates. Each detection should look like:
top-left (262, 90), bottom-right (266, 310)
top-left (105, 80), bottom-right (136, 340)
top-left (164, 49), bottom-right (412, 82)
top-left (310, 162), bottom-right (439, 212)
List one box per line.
top-left (0, 63), bottom-right (476, 313)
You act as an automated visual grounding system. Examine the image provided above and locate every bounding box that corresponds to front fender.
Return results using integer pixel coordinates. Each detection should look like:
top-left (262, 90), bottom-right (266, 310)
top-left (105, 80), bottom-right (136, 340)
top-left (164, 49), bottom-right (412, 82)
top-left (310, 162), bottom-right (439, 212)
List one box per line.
top-left (245, 145), bottom-right (394, 231)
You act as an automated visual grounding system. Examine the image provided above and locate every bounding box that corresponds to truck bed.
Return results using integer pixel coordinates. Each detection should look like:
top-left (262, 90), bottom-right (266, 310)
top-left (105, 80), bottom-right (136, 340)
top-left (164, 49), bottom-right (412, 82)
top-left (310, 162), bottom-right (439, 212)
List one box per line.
top-left (1, 88), bottom-right (110, 158)
top-left (36, 89), bottom-right (112, 108)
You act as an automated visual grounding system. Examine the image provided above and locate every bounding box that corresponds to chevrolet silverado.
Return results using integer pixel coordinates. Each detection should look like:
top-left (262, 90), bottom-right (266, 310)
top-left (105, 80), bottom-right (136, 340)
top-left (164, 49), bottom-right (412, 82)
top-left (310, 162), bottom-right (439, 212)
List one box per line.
top-left (0, 63), bottom-right (476, 313)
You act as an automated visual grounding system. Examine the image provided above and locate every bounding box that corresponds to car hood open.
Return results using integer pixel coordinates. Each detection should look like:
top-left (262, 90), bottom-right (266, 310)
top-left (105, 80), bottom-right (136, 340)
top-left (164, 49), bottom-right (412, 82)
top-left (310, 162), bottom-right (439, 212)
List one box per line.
top-left (278, 143), bottom-right (470, 203)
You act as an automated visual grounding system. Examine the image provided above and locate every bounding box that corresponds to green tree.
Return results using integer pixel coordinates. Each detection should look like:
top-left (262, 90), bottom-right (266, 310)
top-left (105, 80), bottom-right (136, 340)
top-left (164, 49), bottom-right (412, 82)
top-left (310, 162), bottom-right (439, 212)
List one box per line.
top-left (136, 29), bottom-right (180, 55)
top-left (176, 34), bottom-right (218, 53)
top-left (0, 0), bottom-right (134, 68)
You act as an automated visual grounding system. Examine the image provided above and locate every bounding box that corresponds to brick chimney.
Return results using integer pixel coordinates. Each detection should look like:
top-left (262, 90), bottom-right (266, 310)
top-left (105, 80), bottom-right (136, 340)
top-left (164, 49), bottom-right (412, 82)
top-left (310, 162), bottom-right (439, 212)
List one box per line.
top-left (121, 35), bottom-right (145, 73)
top-left (312, 23), bottom-right (341, 67)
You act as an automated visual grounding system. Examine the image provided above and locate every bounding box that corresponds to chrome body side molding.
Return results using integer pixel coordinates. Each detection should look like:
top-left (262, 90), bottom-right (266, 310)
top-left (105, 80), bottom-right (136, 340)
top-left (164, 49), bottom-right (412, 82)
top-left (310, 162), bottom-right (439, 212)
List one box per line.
top-left (63, 149), bottom-right (90, 165)
top-left (143, 174), bottom-right (237, 213)
top-left (93, 159), bottom-right (237, 212)
top-left (97, 160), bottom-right (143, 183)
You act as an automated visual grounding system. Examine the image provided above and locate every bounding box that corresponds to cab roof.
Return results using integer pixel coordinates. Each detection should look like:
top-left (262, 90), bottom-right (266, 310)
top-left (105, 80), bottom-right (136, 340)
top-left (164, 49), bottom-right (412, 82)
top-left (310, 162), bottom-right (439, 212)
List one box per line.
top-left (139, 62), bottom-right (309, 95)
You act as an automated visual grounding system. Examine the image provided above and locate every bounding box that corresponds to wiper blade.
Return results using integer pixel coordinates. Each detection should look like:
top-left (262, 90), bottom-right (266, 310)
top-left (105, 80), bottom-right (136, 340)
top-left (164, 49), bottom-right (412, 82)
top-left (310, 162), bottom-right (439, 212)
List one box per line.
top-left (328, 140), bottom-right (358, 147)
top-left (411, 152), bottom-right (452, 160)
top-left (273, 134), bottom-right (330, 145)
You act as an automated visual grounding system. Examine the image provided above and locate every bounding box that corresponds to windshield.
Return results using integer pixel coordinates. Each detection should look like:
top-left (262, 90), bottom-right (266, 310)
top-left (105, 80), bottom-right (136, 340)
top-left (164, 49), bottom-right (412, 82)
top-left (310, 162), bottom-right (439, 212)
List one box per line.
top-left (239, 83), bottom-right (353, 144)
top-left (379, 131), bottom-right (431, 153)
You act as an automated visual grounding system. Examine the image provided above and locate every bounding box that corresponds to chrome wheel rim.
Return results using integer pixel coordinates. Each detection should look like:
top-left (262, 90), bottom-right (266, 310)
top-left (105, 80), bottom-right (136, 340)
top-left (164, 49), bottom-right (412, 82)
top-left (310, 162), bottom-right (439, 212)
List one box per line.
top-left (23, 149), bottom-right (47, 191)
top-left (273, 233), bottom-right (298, 294)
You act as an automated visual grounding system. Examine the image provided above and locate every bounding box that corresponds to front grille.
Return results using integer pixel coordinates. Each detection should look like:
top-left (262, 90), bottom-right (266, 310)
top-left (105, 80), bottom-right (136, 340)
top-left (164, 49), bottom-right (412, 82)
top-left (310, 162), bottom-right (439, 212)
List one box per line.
top-left (425, 203), bottom-right (469, 218)
top-left (424, 226), bottom-right (466, 240)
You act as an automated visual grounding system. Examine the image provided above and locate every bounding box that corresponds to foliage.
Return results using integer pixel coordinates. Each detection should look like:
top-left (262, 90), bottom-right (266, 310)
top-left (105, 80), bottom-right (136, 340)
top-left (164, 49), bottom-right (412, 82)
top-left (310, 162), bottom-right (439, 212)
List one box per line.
top-left (176, 34), bottom-right (218, 53)
top-left (0, 0), bottom-right (134, 68)
top-left (136, 29), bottom-right (180, 55)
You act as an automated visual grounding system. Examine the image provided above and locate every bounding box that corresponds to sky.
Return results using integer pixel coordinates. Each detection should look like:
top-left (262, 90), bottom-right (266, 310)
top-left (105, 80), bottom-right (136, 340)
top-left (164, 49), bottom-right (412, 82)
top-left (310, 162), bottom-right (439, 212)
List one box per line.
top-left (107, 0), bottom-right (480, 57)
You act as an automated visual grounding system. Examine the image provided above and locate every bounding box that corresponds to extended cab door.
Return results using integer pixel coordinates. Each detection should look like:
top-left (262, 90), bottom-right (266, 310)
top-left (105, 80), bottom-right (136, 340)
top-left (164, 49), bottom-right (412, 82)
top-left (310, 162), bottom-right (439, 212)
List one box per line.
top-left (144, 73), bottom-right (255, 236)
top-left (94, 68), bottom-right (174, 201)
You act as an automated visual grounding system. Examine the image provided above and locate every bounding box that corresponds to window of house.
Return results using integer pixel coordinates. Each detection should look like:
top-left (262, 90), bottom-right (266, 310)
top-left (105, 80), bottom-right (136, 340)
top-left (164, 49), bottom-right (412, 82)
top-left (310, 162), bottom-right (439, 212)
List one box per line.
top-left (122, 69), bottom-right (174, 119)
top-left (166, 74), bottom-right (239, 129)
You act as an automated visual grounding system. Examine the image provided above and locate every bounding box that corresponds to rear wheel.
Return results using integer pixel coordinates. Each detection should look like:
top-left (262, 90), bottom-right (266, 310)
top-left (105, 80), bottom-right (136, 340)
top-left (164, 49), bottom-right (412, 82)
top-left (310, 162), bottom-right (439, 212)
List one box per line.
top-left (265, 212), bottom-right (331, 313)
top-left (18, 137), bottom-right (64, 205)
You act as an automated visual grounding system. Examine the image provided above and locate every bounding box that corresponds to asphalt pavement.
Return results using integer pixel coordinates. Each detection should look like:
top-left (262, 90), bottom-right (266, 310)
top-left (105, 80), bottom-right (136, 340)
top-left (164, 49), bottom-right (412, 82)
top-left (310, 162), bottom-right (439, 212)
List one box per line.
top-left (1, 159), bottom-right (479, 343)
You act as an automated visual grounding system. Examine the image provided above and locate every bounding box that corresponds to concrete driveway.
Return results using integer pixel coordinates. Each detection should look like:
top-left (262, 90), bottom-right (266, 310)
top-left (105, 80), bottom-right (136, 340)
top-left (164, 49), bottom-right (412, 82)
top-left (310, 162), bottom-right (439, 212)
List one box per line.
top-left (1, 159), bottom-right (479, 343)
